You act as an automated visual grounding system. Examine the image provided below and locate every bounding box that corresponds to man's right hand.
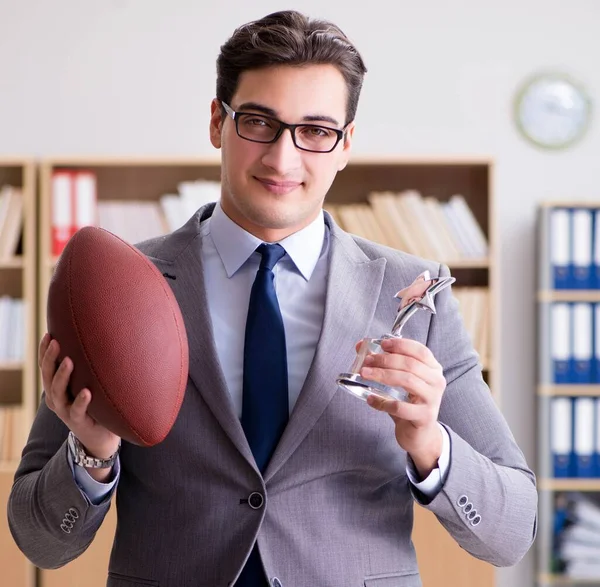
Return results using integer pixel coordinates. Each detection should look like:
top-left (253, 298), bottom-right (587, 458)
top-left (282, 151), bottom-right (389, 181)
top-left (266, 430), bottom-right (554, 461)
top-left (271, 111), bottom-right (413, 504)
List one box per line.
top-left (39, 332), bottom-right (121, 480)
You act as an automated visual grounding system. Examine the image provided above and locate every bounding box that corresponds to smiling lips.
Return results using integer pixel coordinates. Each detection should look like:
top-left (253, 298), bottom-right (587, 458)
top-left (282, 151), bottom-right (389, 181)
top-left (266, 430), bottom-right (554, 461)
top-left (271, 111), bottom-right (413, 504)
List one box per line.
top-left (255, 176), bottom-right (303, 195)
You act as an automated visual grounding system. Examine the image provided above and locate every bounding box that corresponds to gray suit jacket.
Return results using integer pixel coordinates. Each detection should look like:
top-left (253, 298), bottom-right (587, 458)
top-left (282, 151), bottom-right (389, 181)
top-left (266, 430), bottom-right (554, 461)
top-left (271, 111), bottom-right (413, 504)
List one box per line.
top-left (8, 204), bottom-right (537, 587)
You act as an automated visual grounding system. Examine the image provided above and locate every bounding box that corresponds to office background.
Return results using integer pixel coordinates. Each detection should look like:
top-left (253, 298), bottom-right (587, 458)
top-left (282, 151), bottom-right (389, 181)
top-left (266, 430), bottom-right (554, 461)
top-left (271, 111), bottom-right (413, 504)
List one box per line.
top-left (1, 1), bottom-right (599, 586)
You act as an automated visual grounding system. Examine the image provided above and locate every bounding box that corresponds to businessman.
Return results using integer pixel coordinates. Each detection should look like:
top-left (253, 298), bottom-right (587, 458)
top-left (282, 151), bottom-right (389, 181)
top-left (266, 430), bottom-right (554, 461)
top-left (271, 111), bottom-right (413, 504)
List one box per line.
top-left (8, 10), bottom-right (537, 587)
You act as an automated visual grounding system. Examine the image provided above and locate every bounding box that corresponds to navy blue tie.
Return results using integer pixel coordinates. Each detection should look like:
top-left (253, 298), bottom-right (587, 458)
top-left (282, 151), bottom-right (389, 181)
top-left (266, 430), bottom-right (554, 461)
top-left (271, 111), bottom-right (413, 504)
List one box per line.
top-left (242, 243), bottom-right (289, 472)
top-left (238, 244), bottom-right (288, 587)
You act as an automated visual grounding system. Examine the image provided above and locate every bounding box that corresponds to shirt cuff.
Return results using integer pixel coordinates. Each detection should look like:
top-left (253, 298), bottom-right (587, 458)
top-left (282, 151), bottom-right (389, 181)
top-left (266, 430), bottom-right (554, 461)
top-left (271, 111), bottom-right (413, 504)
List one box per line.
top-left (67, 435), bottom-right (120, 506)
top-left (406, 422), bottom-right (450, 498)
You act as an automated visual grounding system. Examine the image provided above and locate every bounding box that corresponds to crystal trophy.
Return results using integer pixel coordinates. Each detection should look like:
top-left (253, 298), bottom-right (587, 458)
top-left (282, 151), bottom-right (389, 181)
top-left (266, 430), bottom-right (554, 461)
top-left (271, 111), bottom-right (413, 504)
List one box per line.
top-left (336, 270), bottom-right (456, 402)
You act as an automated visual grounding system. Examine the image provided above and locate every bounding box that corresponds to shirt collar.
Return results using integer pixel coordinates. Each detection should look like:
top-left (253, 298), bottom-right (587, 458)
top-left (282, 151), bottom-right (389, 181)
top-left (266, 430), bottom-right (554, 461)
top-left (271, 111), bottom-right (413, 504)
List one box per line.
top-left (209, 203), bottom-right (325, 281)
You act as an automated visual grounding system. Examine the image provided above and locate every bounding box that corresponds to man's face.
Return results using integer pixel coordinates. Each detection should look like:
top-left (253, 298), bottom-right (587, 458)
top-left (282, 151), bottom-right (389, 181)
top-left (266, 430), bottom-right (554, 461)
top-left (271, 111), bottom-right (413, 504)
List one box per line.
top-left (209, 64), bottom-right (355, 242)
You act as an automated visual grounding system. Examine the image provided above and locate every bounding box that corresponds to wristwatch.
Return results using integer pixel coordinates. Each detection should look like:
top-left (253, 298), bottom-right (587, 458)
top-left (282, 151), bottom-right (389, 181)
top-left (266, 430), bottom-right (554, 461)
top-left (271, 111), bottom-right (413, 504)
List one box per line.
top-left (68, 431), bottom-right (121, 469)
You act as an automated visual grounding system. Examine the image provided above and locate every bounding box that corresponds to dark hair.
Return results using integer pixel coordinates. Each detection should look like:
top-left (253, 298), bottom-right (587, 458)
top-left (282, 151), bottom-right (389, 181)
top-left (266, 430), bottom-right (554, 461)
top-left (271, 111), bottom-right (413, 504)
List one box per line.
top-left (216, 10), bottom-right (367, 126)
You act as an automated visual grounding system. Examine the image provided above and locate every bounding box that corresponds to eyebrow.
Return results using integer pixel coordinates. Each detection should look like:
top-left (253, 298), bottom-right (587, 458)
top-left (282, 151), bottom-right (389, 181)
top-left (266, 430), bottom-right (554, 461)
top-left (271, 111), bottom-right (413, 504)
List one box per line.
top-left (236, 101), bottom-right (341, 127)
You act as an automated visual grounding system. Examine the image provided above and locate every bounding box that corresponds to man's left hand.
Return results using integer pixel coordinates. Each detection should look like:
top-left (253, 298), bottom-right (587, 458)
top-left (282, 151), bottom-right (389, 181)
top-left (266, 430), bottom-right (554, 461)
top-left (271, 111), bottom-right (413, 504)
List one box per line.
top-left (359, 337), bottom-right (446, 480)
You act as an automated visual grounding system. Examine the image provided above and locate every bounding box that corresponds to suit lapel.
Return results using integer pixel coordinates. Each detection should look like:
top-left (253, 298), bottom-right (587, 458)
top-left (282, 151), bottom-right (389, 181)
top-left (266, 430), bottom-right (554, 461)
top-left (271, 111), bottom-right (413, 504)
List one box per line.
top-left (265, 221), bottom-right (386, 481)
top-left (154, 207), bottom-right (256, 470)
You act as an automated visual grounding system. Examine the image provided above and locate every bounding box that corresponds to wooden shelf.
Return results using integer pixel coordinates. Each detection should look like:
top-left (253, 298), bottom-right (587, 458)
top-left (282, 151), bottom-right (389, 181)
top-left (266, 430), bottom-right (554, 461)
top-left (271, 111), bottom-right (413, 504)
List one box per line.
top-left (0, 159), bottom-right (37, 587)
top-left (0, 361), bottom-right (24, 371)
top-left (447, 258), bottom-right (491, 269)
top-left (539, 478), bottom-right (600, 492)
top-left (538, 291), bottom-right (600, 302)
top-left (538, 385), bottom-right (600, 397)
top-left (39, 155), bottom-right (221, 167)
top-left (41, 154), bottom-right (491, 168)
top-left (539, 201), bottom-right (600, 209)
top-left (345, 154), bottom-right (494, 166)
top-left (538, 572), bottom-right (600, 585)
top-left (0, 258), bottom-right (25, 270)
top-left (534, 202), bottom-right (600, 587)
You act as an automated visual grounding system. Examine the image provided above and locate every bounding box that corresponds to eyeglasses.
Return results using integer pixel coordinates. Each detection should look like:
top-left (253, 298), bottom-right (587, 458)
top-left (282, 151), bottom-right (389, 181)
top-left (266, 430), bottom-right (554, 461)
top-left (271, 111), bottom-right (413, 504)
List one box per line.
top-left (221, 101), bottom-right (346, 153)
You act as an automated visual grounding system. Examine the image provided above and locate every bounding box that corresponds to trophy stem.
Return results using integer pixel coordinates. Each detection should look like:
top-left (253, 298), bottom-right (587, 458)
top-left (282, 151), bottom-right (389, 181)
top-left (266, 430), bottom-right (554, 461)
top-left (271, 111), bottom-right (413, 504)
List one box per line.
top-left (390, 304), bottom-right (419, 337)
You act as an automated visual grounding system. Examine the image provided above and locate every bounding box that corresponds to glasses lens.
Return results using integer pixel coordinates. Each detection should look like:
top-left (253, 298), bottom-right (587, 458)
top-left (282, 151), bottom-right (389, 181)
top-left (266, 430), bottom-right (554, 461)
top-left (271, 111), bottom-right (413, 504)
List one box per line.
top-left (237, 114), bottom-right (279, 142)
top-left (295, 125), bottom-right (339, 152)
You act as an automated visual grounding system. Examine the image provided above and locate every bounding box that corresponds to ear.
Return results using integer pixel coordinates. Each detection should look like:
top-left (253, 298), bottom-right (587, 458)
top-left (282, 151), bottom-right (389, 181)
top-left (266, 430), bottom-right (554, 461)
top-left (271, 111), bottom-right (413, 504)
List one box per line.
top-left (209, 98), bottom-right (223, 149)
top-left (337, 122), bottom-right (355, 171)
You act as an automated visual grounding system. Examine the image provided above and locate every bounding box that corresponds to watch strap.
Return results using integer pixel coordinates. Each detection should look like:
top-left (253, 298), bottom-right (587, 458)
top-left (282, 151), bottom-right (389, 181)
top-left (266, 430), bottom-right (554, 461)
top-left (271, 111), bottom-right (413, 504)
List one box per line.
top-left (68, 431), bottom-right (120, 469)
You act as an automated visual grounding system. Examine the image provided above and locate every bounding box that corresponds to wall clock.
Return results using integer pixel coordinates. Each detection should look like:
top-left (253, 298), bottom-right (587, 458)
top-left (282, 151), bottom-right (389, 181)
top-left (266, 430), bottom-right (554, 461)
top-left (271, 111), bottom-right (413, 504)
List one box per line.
top-left (514, 72), bottom-right (592, 150)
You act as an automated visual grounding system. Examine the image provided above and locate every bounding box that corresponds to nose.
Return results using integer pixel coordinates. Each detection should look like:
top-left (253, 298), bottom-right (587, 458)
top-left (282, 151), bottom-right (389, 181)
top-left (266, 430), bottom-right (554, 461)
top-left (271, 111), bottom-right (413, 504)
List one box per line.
top-left (261, 128), bottom-right (302, 174)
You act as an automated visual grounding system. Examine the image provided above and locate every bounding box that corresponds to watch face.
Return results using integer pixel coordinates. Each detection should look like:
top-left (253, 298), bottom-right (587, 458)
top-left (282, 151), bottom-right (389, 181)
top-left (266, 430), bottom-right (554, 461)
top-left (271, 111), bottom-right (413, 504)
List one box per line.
top-left (514, 73), bottom-right (591, 149)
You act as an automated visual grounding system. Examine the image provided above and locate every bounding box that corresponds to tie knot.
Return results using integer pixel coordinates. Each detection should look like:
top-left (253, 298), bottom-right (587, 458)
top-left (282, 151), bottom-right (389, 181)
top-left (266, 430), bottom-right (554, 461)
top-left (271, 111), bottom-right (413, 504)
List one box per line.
top-left (257, 243), bottom-right (286, 271)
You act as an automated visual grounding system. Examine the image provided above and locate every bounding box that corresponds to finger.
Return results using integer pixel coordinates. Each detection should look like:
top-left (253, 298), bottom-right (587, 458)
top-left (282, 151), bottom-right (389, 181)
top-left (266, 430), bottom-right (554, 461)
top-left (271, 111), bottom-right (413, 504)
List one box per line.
top-left (360, 365), bottom-right (432, 401)
top-left (50, 356), bottom-right (74, 416)
top-left (363, 352), bottom-right (441, 386)
top-left (355, 339), bottom-right (370, 353)
top-left (38, 333), bottom-right (51, 370)
top-left (380, 338), bottom-right (438, 368)
top-left (41, 339), bottom-right (60, 403)
top-left (70, 389), bottom-right (92, 427)
top-left (367, 394), bottom-right (429, 423)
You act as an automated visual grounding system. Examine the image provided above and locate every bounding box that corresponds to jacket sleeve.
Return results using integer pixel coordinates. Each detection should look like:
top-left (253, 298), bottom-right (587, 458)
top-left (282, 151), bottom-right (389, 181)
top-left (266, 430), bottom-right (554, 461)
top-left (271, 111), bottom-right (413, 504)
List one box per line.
top-left (412, 263), bottom-right (538, 567)
top-left (7, 394), bottom-right (115, 569)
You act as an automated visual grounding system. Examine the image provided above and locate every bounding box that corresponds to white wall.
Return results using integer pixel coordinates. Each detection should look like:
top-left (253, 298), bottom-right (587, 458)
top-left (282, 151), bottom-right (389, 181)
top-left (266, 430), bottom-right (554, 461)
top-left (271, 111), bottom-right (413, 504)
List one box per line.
top-left (2, 1), bottom-right (600, 585)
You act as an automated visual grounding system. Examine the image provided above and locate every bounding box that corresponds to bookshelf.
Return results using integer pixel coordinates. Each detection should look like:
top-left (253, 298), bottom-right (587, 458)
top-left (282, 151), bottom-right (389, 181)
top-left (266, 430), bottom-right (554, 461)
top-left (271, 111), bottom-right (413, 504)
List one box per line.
top-left (537, 202), bottom-right (600, 587)
top-left (35, 156), bottom-right (497, 587)
top-left (0, 159), bottom-right (37, 587)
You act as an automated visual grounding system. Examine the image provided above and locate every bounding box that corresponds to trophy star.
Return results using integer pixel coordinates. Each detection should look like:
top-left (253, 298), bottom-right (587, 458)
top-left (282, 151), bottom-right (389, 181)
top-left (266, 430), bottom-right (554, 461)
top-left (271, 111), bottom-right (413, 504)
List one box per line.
top-left (394, 272), bottom-right (437, 312)
top-left (394, 271), bottom-right (457, 314)
top-left (390, 271), bottom-right (457, 337)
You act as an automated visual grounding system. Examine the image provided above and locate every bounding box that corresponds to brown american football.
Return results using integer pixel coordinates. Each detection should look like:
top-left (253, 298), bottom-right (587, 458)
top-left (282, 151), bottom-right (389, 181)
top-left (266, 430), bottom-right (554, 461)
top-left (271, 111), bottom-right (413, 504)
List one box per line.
top-left (47, 226), bottom-right (189, 447)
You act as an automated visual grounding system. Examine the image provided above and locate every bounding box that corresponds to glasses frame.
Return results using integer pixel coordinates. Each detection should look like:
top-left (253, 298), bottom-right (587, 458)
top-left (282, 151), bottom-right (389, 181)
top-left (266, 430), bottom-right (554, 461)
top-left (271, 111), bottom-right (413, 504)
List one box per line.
top-left (221, 101), bottom-right (347, 154)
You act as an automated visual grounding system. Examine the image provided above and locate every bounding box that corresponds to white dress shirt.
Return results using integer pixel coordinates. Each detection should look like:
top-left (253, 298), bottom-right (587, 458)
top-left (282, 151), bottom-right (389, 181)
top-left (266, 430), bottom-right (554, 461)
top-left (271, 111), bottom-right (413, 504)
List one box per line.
top-left (70, 203), bottom-right (449, 503)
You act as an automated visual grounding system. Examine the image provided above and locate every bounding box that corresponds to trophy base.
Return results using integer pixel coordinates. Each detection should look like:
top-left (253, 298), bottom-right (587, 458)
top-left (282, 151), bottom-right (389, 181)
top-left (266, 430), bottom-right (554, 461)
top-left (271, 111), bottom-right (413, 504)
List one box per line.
top-left (336, 373), bottom-right (409, 403)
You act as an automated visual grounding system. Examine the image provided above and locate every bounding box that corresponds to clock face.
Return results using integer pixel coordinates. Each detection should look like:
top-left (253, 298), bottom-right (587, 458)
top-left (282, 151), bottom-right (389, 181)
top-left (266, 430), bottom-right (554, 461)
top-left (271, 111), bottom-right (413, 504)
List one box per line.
top-left (514, 73), bottom-right (592, 149)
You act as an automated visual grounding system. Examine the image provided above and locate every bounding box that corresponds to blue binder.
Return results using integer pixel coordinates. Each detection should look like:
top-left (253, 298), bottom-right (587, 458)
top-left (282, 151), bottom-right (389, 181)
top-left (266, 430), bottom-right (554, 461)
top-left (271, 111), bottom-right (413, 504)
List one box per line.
top-left (595, 304), bottom-right (600, 383)
top-left (593, 209), bottom-right (600, 290)
top-left (595, 398), bottom-right (600, 477)
top-left (550, 397), bottom-right (574, 477)
top-left (572, 208), bottom-right (593, 290)
top-left (551, 303), bottom-right (571, 384)
top-left (574, 397), bottom-right (595, 477)
top-left (549, 208), bottom-right (571, 289)
top-left (571, 303), bottom-right (593, 383)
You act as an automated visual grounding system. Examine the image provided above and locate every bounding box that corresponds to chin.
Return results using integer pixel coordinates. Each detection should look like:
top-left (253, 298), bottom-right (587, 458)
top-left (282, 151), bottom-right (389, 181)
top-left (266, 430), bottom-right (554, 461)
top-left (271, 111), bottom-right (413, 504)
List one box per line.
top-left (246, 202), bottom-right (313, 231)
top-left (249, 208), bottom-right (298, 229)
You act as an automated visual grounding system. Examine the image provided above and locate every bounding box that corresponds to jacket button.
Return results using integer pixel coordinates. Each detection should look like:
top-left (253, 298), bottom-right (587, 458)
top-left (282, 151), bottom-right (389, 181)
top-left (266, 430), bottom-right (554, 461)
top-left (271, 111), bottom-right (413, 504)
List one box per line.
top-left (248, 492), bottom-right (264, 510)
top-left (271, 578), bottom-right (282, 587)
